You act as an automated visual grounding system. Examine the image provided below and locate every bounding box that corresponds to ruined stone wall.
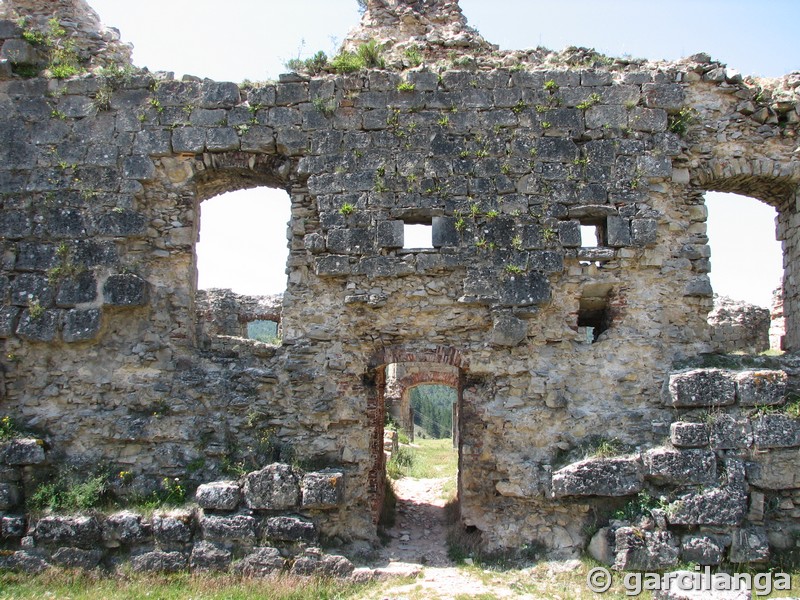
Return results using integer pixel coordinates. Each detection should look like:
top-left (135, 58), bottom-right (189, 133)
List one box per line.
top-left (708, 295), bottom-right (770, 354)
top-left (195, 288), bottom-right (281, 341)
top-left (0, 0), bottom-right (799, 564)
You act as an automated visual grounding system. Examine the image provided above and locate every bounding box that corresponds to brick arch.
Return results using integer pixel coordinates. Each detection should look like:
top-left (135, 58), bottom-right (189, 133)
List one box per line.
top-left (690, 157), bottom-right (800, 207)
top-left (690, 158), bottom-right (800, 350)
top-left (367, 345), bottom-right (467, 373)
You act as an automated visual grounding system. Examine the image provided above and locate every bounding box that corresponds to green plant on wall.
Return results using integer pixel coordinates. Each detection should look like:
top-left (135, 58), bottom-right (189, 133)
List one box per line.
top-left (339, 202), bottom-right (356, 216)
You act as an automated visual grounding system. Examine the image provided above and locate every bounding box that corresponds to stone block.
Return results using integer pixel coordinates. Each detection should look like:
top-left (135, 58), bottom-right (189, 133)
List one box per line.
top-left (586, 105), bottom-right (628, 129)
top-left (130, 550), bottom-right (188, 573)
top-left (206, 127), bottom-right (239, 151)
top-left (0, 306), bottom-right (18, 338)
top-left (432, 216), bottom-right (459, 248)
top-left (190, 540), bottom-right (231, 572)
top-left (0, 210), bottom-right (31, 238)
top-left (102, 511), bottom-right (146, 547)
top-left (708, 415), bottom-right (752, 449)
top-left (533, 138), bottom-right (579, 162)
top-left (56, 271), bottom-right (97, 307)
top-left (15, 243), bottom-right (58, 272)
top-left (199, 81), bottom-right (240, 108)
top-left (377, 220), bottom-right (404, 249)
top-left (643, 448), bottom-right (716, 486)
top-left (33, 515), bottom-right (100, 548)
top-left (667, 369), bottom-right (735, 408)
top-left (62, 308), bottom-right (102, 343)
top-left (551, 456), bottom-right (643, 497)
top-left (630, 218), bottom-right (658, 246)
top-left (735, 370), bottom-right (787, 406)
top-left (642, 83), bottom-right (685, 111)
top-left (746, 447), bottom-right (800, 490)
top-left (498, 271), bottom-right (551, 307)
top-left (636, 155), bottom-right (672, 178)
top-left (680, 534), bottom-right (725, 565)
top-left (606, 215), bottom-right (631, 247)
top-left (264, 516), bottom-right (317, 543)
top-left (684, 276), bottom-right (713, 297)
top-left (301, 470), bottom-right (344, 509)
top-left (240, 126), bottom-right (276, 153)
top-left (0, 438), bottom-right (45, 465)
top-left (669, 422), bottom-right (708, 448)
top-left (95, 210), bottom-right (147, 237)
top-left (491, 313), bottom-right (527, 347)
top-left (356, 256), bottom-right (415, 278)
top-left (235, 546), bottom-right (285, 576)
top-left (2, 514), bottom-right (27, 538)
top-left (152, 512), bottom-right (193, 546)
top-left (729, 527), bottom-right (769, 563)
top-left (103, 274), bottom-right (148, 306)
top-left (11, 273), bottom-right (53, 307)
top-left (629, 107), bottom-right (667, 132)
top-left (51, 547), bottom-right (103, 569)
top-left (122, 155), bottom-right (156, 181)
top-left (200, 514), bottom-right (257, 544)
top-left (614, 528), bottom-right (679, 571)
top-left (15, 307), bottom-right (58, 342)
top-left (290, 548), bottom-right (355, 578)
top-left (667, 486), bottom-right (747, 526)
top-left (195, 481), bottom-right (241, 511)
top-left (327, 228), bottom-right (372, 255)
top-left (1, 39), bottom-right (43, 65)
top-left (172, 127), bottom-right (206, 153)
top-left (243, 463), bottom-right (300, 510)
top-left (0, 482), bottom-right (21, 509)
top-left (315, 255), bottom-right (353, 277)
top-left (752, 414), bottom-right (800, 449)
top-left (558, 220), bottom-right (581, 247)
top-left (1, 550), bottom-right (50, 574)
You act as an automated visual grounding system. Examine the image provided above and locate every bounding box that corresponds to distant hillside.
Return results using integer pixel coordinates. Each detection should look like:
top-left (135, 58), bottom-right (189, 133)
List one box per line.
top-left (410, 384), bottom-right (455, 439)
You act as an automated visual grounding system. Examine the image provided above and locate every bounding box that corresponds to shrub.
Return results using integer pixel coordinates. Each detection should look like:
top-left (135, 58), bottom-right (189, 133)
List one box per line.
top-left (330, 51), bottom-right (363, 74)
top-left (29, 472), bottom-right (109, 512)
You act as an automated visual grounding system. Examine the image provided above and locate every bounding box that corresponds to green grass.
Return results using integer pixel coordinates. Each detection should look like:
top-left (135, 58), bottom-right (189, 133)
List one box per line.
top-left (0, 571), bottom-right (372, 599)
top-left (387, 438), bottom-right (457, 480)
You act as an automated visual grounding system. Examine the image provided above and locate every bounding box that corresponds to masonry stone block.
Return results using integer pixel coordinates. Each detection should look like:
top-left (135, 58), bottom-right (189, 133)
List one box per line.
top-left (11, 273), bottom-right (53, 307)
top-left (680, 535), bottom-right (726, 565)
top-left (614, 528), bottom-right (679, 572)
top-left (122, 155), bottom-right (156, 181)
top-left (630, 218), bottom-right (658, 246)
top-left (190, 540), bottom-right (232, 572)
top-left (752, 414), bottom-right (800, 448)
top-left (643, 448), bottom-right (716, 486)
top-left (131, 550), bottom-right (188, 573)
top-left (1, 39), bottom-right (43, 65)
top-left (95, 210), bottom-right (147, 237)
top-left (642, 83), bottom-right (685, 111)
top-left (102, 511), bottom-right (146, 547)
top-left (431, 216), bottom-right (459, 248)
top-left (0, 210), bottom-right (31, 238)
top-left (235, 546), bottom-right (285, 576)
top-left (206, 127), bottom-right (240, 151)
top-left (103, 274), bottom-right (148, 306)
top-left (243, 463), bottom-right (300, 510)
top-left (200, 514), bottom-right (257, 545)
top-left (708, 415), bottom-right (752, 449)
top-left (491, 313), bottom-right (527, 347)
top-left (152, 512), bottom-right (193, 547)
top-left (0, 482), bottom-right (21, 510)
top-left (172, 127), bottom-right (207, 153)
top-left (668, 369), bottom-right (735, 408)
top-left (51, 547), bottom-right (103, 569)
top-left (606, 215), bottom-right (631, 247)
top-left (33, 515), bottom-right (100, 548)
top-left (729, 527), bottom-right (770, 563)
top-left (264, 516), bottom-right (317, 542)
top-left (301, 470), bottom-right (344, 509)
top-left (55, 271), bottom-right (97, 307)
top-left (195, 481), bottom-right (241, 511)
top-left (2, 514), bottom-right (27, 538)
top-left (669, 422), bottom-right (708, 448)
top-left (200, 81), bottom-right (240, 108)
top-left (315, 255), bottom-right (353, 277)
top-left (746, 448), bottom-right (800, 490)
top-left (0, 439), bottom-right (45, 465)
top-left (552, 456), bottom-right (643, 497)
top-left (290, 548), bottom-right (355, 578)
top-left (667, 486), bottom-right (747, 526)
top-left (558, 220), bottom-right (581, 247)
top-left (62, 308), bottom-right (102, 343)
top-left (735, 370), bottom-right (787, 406)
top-left (0, 307), bottom-right (20, 338)
top-left (498, 271), bottom-right (551, 307)
top-left (16, 308), bottom-right (58, 342)
top-left (15, 243), bottom-right (58, 272)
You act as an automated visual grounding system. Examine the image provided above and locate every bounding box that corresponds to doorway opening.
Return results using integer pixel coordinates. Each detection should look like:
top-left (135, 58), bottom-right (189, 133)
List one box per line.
top-left (704, 191), bottom-right (783, 351)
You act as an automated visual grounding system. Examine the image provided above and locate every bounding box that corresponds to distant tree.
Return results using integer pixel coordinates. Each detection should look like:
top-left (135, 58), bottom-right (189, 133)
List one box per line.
top-left (357, 0), bottom-right (368, 15)
top-left (410, 384), bottom-right (455, 439)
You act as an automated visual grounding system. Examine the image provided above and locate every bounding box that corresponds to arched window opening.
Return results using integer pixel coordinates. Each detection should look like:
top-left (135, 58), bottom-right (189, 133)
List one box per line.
top-left (705, 191), bottom-right (783, 352)
top-left (195, 187), bottom-right (290, 343)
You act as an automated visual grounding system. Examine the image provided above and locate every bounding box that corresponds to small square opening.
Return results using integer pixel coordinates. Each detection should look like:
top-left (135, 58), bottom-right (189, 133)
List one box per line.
top-left (580, 225), bottom-right (601, 247)
top-left (577, 285), bottom-right (613, 343)
top-left (403, 223), bottom-right (433, 249)
top-left (247, 319), bottom-right (280, 344)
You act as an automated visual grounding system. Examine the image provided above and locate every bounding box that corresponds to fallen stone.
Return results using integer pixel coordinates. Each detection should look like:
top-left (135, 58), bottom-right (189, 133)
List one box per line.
top-left (290, 547), bottom-right (355, 577)
top-left (587, 526), bottom-right (615, 565)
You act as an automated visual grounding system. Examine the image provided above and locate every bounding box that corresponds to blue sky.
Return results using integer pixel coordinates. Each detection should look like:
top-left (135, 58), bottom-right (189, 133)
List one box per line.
top-left (89, 0), bottom-right (797, 306)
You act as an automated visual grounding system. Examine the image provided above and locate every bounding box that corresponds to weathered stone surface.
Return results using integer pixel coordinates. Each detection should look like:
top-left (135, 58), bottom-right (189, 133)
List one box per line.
top-left (33, 515), bottom-right (100, 548)
top-left (680, 535), bottom-right (725, 565)
top-left (264, 516), bottom-right (317, 543)
top-left (614, 528), bottom-right (679, 571)
top-left (152, 511), bottom-right (193, 547)
top-left (643, 448), bottom-right (715, 486)
top-left (235, 546), bottom-right (285, 576)
top-left (200, 513), bottom-right (257, 544)
top-left (289, 547), bottom-right (355, 577)
top-left (551, 456), bottom-right (643, 497)
top-left (667, 486), bottom-right (747, 526)
top-left (195, 481), bottom-right (241, 511)
top-left (490, 313), bottom-right (527, 347)
top-left (51, 547), bottom-right (103, 569)
top-left (751, 414), bottom-right (800, 448)
top-left (2, 514), bottom-right (27, 538)
top-left (735, 370), bottom-right (787, 406)
top-left (669, 422), bottom-right (708, 448)
top-left (301, 470), bottom-right (344, 509)
top-left (708, 296), bottom-right (770, 354)
top-left (1, 550), bottom-right (50, 574)
top-left (243, 463), bottom-right (300, 510)
top-left (190, 540), bottom-right (232, 572)
top-left (102, 511), bottom-right (146, 547)
top-left (668, 369), bottom-right (735, 408)
top-left (587, 526), bottom-right (615, 565)
top-left (729, 527), bottom-right (770, 563)
top-left (708, 415), bottom-right (752, 450)
top-left (102, 274), bottom-right (148, 306)
top-left (130, 550), bottom-right (188, 573)
top-left (0, 482), bottom-right (21, 509)
top-left (746, 448), bottom-right (800, 490)
top-left (62, 308), bottom-right (102, 342)
top-left (0, 438), bottom-right (44, 465)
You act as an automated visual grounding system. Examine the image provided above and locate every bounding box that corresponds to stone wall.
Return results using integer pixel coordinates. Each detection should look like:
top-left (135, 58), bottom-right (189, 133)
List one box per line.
top-left (0, 0), bottom-right (798, 565)
top-left (195, 288), bottom-right (282, 342)
top-left (708, 295), bottom-right (770, 354)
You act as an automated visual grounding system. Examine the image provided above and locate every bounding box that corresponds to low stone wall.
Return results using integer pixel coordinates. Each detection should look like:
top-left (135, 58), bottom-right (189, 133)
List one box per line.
top-left (195, 288), bottom-right (282, 341)
top-left (0, 439), bottom-right (354, 575)
top-left (554, 367), bottom-right (799, 569)
top-left (708, 295), bottom-right (770, 354)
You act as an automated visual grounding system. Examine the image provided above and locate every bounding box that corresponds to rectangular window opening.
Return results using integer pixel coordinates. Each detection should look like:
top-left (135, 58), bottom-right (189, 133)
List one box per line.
top-left (578, 286), bottom-right (613, 343)
top-left (246, 319), bottom-right (280, 344)
top-left (403, 223), bottom-right (433, 249)
top-left (580, 225), bottom-right (600, 248)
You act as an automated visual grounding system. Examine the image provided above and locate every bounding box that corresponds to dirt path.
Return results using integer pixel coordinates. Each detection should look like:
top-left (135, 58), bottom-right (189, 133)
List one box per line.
top-left (366, 476), bottom-right (539, 600)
